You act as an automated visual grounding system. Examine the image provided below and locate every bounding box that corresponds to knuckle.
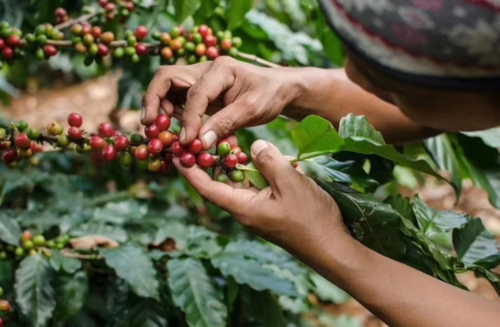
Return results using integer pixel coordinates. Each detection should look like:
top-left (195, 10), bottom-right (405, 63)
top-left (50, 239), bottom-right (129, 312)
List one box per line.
top-left (213, 55), bottom-right (233, 67)
top-left (157, 65), bottom-right (170, 77)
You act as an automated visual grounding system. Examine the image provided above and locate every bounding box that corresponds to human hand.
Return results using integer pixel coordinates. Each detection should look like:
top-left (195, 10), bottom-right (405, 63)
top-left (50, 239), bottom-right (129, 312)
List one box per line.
top-left (142, 57), bottom-right (301, 149)
top-left (173, 139), bottom-right (346, 257)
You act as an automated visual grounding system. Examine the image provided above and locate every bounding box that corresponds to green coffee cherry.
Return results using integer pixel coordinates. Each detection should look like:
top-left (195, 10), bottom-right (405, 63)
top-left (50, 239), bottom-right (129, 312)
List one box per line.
top-left (58, 135), bottom-right (71, 148)
top-left (113, 48), bottom-right (124, 58)
top-left (230, 170), bottom-right (245, 183)
top-left (218, 141), bottom-right (231, 157)
top-left (216, 173), bottom-right (229, 184)
top-left (125, 46), bottom-right (136, 56)
top-left (17, 120), bottom-right (28, 131)
top-left (37, 34), bottom-right (48, 45)
top-left (120, 152), bottom-right (133, 167)
top-left (130, 133), bottom-right (144, 144)
top-left (33, 235), bottom-right (46, 246)
top-left (27, 128), bottom-right (40, 140)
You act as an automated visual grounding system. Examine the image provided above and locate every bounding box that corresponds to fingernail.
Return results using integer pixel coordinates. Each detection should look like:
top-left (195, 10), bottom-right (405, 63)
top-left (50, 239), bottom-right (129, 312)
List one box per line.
top-left (251, 140), bottom-right (268, 156)
top-left (140, 108), bottom-right (146, 121)
top-left (202, 130), bottom-right (217, 148)
top-left (180, 128), bottom-right (186, 143)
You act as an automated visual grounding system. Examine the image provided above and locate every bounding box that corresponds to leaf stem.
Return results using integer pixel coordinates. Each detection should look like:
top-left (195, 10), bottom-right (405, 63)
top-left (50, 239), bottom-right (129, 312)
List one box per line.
top-left (55, 9), bottom-right (100, 31)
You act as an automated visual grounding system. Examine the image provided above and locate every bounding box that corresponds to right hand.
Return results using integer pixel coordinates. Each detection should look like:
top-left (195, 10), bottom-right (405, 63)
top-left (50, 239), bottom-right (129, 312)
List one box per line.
top-left (142, 56), bottom-right (301, 149)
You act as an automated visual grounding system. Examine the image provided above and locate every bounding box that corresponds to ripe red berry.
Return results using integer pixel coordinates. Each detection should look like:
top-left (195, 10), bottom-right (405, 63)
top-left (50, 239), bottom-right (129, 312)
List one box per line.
top-left (204, 35), bottom-right (217, 47)
top-left (135, 43), bottom-right (148, 56)
top-left (0, 39), bottom-right (4, 50)
top-left (179, 26), bottom-right (186, 36)
top-left (98, 122), bottom-right (114, 138)
top-left (44, 45), bottom-right (58, 57)
top-left (3, 150), bottom-right (18, 164)
top-left (135, 26), bottom-right (148, 41)
top-left (172, 141), bottom-right (186, 157)
top-left (236, 152), bottom-right (248, 164)
top-left (68, 126), bottom-right (82, 139)
top-left (22, 230), bottom-right (33, 241)
top-left (7, 35), bottom-right (21, 47)
top-left (89, 136), bottom-right (106, 150)
top-left (148, 138), bottom-right (164, 155)
top-left (81, 24), bottom-right (92, 35)
top-left (206, 46), bottom-right (219, 60)
top-left (0, 317), bottom-right (4, 327)
top-left (159, 159), bottom-right (170, 174)
top-left (158, 131), bottom-right (175, 147)
top-left (224, 154), bottom-right (238, 168)
top-left (105, 2), bottom-right (116, 12)
top-left (156, 115), bottom-right (171, 131)
top-left (98, 43), bottom-right (109, 57)
top-left (125, 1), bottom-right (135, 12)
top-left (30, 142), bottom-right (43, 153)
top-left (68, 113), bottom-right (83, 127)
top-left (15, 133), bottom-right (31, 149)
top-left (91, 26), bottom-right (101, 38)
top-left (198, 25), bottom-right (209, 38)
top-left (55, 7), bottom-right (67, 16)
top-left (0, 300), bottom-right (11, 312)
top-left (197, 152), bottom-right (214, 168)
top-left (180, 152), bottom-right (196, 168)
top-left (2, 46), bottom-right (14, 60)
top-left (135, 144), bottom-right (149, 161)
top-left (231, 146), bottom-right (242, 154)
top-left (221, 38), bottom-right (233, 51)
top-left (188, 139), bottom-right (203, 154)
top-left (145, 124), bottom-right (160, 139)
top-left (103, 145), bottom-right (117, 162)
top-left (99, 0), bottom-right (108, 8)
top-left (114, 135), bottom-right (129, 151)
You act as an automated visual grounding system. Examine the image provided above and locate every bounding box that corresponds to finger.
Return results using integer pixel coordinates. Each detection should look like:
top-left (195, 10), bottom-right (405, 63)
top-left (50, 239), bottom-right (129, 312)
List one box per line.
top-left (251, 140), bottom-right (297, 196)
top-left (181, 60), bottom-right (235, 146)
top-left (160, 99), bottom-right (174, 117)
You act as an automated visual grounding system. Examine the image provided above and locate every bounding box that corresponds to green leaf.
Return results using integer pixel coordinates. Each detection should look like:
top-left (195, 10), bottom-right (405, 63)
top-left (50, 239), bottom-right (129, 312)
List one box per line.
top-left (212, 240), bottom-right (299, 296)
top-left (70, 223), bottom-right (128, 243)
top-left (172, 0), bottom-right (202, 23)
top-left (226, 0), bottom-right (253, 30)
top-left (167, 258), bottom-right (227, 327)
top-left (238, 163), bottom-right (269, 190)
top-left (462, 128), bottom-right (500, 148)
top-left (316, 10), bottom-right (344, 66)
top-left (127, 298), bottom-right (168, 327)
top-left (93, 200), bottom-right (147, 225)
top-left (291, 115), bottom-right (344, 160)
top-left (452, 218), bottom-right (499, 266)
top-left (384, 195), bottom-right (414, 222)
top-left (339, 114), bottom-right (385, 145)
top-left (309, 271), bottom-right (350, 304)
top-left (474, 254), bottom-right (500, 269)
top-left (319, 313), bottom-right (364, 327)
top-left (50, 251), bottom-right (82, 274)
top-left (185, 225), bottom-right (223, 258)
top-left (0, 177), bottom-right (6, 207)
top-left (15, 255), bottom-right (56, 327)
top-left (102, 244), bottom-right (160, 300)
top-left (318, 182), bottom-right (406, 260)
top-left (0, 215), bottom-right (21, 246)
top-left (193, 0), bottom-right (220, 23)
top-left (54, 271), bottom-right (89, 321)
top-left (412, 197), bottom-right (468, 236)
top-left (106, 279), bottom-right (130, 327)
top-left (242, 288), bottom-right (286, 327)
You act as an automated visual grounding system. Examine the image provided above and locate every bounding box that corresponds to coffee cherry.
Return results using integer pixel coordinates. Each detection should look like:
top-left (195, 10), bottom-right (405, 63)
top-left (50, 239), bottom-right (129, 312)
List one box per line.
top-left (170, 26), bottom-right (181, 39)
top-left (120, 152), bottom-right (133, 167)
top-left (2, 46), bottom-right (14, 60)
top-left (0, 39), bottom-right (3, 50)
top-left (216, 173), bottom-right (229, 184)
top-left (14, 246), bottom-right (24, 257)
top-left (160, 33), bottom-right (171, 45)
top-left (68, 126), bottom-right (82, 140)
top-left (195, 43), bottom-right (206, 57)
top-left (145, 124), bottom-right (160, 139)
top-left (224, 154), bottom-right (238, 168)
top-left (55, 7), bottom-right (67, 17)
top-left (113, 47), bottom-right (124, 58)
top-left (159, 159), bottom-right (170, 174)
top-left (135, 43), bottom-right (148, 56)
top-left (101, 31), bottom-right (115, 44)
top-left (172, 141), bottom-right (186, 157)
top-left (29, 249), bottom-right (37, 256)
top-left (156, 115), bottom-right (171, 131)
top-left (43, 45), bottom-right (58, 57)
top-left (231, 146), bottom-right (241, 154)
top-left (83, 34), bottom-right (95, 45)
top-left (148, 157), bottom-right (162, 172)
top-left (236, 152), bottom-right (248, 164)
top-left (47, 122), bottom-right (63, 135)
top-left (204, 35), bottom-right (217, 47)
top-left (232, 37), bottom-right (243, 48)
top-left (161, 47), bottom-right (173, 60)
top-left (99, 0), bottom-right (108, 8)
top-left (33, 235), bottom-right (46, 246)
top-left (57, 135), bottom-right (71, 148)
top-left (188, 139), bottom-right (203, 154)
top-left (98, 122), bottom-right (114, 138)
top-left (180, 152), bottom-right (196, 168)
top-left (23, 240), bottom-right (34, 250)
top-left (135, 144), bottom-right (149, 161)
top-left (230, 170), bottom-right (245, 182)
top-left (91, 26), bottom-right (102, 39)
top-left (0, 286), bottom-right (3, 297)
top-left (135, 26), bottom-right (148, 41)
top-left (72, 24), bottom-right (83, 36)
top-left (221, 38), bottom-right (233, 51)
top-left (148, 138), bottom-right (163, 155)
top-left (158, 131), bottom-right (175, 147)
top-left (206, 46), bottom-right (219, 60)
top-left (130, 133), bottom-right (145, 145)
top-left (15, 133), bottom-right (31, 149)
top-left (98, 43), bottom-right (109, 57)
top-left (114, 135), bottom-right (129, 151)
top-left (229, 48), bottom-right (239, 57)
top-left (19, 149), bottom-right (32, 159)
top-left (170, 39), bottom-right (182, 52)
top-left (105, 2), bottom-right (116, 12)
top-left (103, 145), bottom-right (117, 162)
top-left (0, 300), bottom-right (11, 312)
top-left (75, 42), bottom-right (87, 54)
top-left (89, 136), bottom-right (106, 150)
top-left (218, 141), bottom-right (231, 157)
top-left (198, 25), bottom-right (209, 38)
top-left (7, 35), bottom-right (20, 47)
top-left (187, 55), bottom-right (197, 65)
top-left (22, 230), bottom-right (33, 241)
top-left (68, 113), bottom-right (83, 127)
top-left (197, 152), bottom-right (214, 168)
top-left (125, 1), bottom-right (135, 12)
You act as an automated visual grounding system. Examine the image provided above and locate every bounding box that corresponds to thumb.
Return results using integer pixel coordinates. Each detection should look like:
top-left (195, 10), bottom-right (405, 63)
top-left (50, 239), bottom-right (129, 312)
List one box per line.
top-left (251, 140), bottom-right (296, 194)
top-left (198, 103), bottom-right (247, 149)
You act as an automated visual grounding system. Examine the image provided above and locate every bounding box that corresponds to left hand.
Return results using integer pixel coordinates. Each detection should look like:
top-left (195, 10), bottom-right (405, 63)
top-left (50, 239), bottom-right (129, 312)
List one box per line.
top-left (173, 140), bottom-right (346, 257)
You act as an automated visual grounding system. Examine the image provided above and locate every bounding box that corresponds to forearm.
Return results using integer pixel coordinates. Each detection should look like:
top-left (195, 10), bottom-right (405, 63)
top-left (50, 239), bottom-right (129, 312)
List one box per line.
top-left (295, 233), bottom-right (500, 327)
top-left (282, 68), bottom-right (439, 144)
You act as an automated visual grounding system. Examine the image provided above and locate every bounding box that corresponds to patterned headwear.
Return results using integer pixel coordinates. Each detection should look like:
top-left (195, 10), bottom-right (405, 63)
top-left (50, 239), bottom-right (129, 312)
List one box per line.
top-left (317, 0), bottom-right (500, 90)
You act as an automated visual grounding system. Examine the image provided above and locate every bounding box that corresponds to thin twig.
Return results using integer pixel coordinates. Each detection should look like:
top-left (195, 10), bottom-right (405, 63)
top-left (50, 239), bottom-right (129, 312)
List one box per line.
top-left (61, 249), bottom-right (102, 260)
top-left (55, 10), bottom-right (100, 31)
top-left (237, 51), bottom-right (281, 68)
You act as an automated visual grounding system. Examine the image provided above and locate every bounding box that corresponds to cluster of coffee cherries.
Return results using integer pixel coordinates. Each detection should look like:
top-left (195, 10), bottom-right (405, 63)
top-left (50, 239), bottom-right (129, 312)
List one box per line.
top-left (0, 231), bottom-right (68, 261)
top-left (1, 113), bottom-right (250, 182)
top-left (0, 286), bottom-right (10, 327)
top-left (96, 0), bottom-right (138, 20)
top-left (0, 22), bottom-right (25, 68)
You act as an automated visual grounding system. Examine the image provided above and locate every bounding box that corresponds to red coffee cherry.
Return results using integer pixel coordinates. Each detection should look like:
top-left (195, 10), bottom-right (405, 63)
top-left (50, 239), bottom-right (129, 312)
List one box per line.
top-left (91, 26), bottom-right (102, 39)
top-left (206, 46), bottom-right (219, 60)
top-left (3, 150), bottom-right (18, 164)
top-left (125, 1), bottom-right (135, 12)
top-left (236, 152), bottom-right (248, 164)
top-left (44, 45), bottom-right (58, 57)
top-left (15, 133), bottom-right (31, 149)
top-left (68, 113), bottom-right (83, 127)
top-left (90, 136), bottom-right (106, 150)
top-left (224, 154), bottom-right (238, 168)
top-left (161, 47), bottom-right (173, 60)
top-left (30, 142), bottom-right (43, 153)
top-left (171, 141), bottom-right (186, 157)
top-left (145, 124), bottom-right (160, 139)
top-left (159, 159), bottom-right (170, 174)
top-left (165, 153), bottom-right (173, 163)
top-left (135, 26), bottom-right (148, 41)
top-left (231, 146), bottom-right (242, 154)
top-left (0, 317), bottom-right (4, 327)
top-left (170, 39), bottom-right (183, 52)
top-left (188, 139), bottom-right (203, 155)
top-left (114, 135), bottom-right (129, 151)
top-left (148, 138), bottom-right (164, 155)
top-left (103, 145), bottom-right (117, 162)
top-left (135, 43), bottom-right (148, 56)
top-left (198, 25), bottom-right (209, 38)
top-left (68, 126), bottom-right (82, 140)
top-left (158, 131), bottom-right (175, 147)
top-left (98, 43), bottom-right (109, 57)
top-left (160, 33), bottom-right (172, 45)
top-left (197, 152), bottom-right (214, 169)
top-left (7, 35), bottom-right (21, 47)
top-left (22, 230), bottom-right (33, 241)
top-left (99, 0), bottom-right (108, 8)
top-left (105, 2), bottom-right (116, 12)
top-left (204, 35), bottom-right (217, 47)
top-left (55, 7), bottom-right (67, 17)
top-left (135, 144), bottom-right (149, 161)
top-left (98, 123), bottom-right (114, 138)
top-left (156, 115), bottom-right (171, 131)
top-left (180, 152), bottom-right (196, 168)
top-left (0, 39), bottom-right (4, 50)
top-left (81, 23), bottom-right (92, 35)
top-left (2, 46), bottom-right (14, 60)
top-left (0, 300), bottom-right (12, 312)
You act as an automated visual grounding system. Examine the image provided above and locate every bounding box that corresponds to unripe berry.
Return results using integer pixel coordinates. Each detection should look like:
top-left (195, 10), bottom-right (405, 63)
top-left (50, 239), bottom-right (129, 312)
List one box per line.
top-left (224, 154), bottom-right (238, 168)
top-left (90, 136), bottom-right (106, 150)
top-left (185, 42), bottom-right (196, 52)
top-left (229, 47), bottom-right (239, 58)
top-left (130, 133), bottom-right (145, 145)
top-left (131, 54), bottom-right (140, 63)
top-left (236, 152), bottom-right (248, 164)
top-left (57, 135), bottom-right (71, 148)
top-left (187, 55), bottom-right (197, 65)
top-left (135, 26), bottom-right (148, 41)
top-left (180, 152), bottom-right (196, 168)
top-left (0, 287), bottom-right (3, 297)
top-left (232, 37), bottom-right (243, 48)
top-left (160, 33), bottom-right (171, 45)
top-left (204, 35), bottom-right (217, 47)
top-left (156, 115), bottom-right (171, 131)
top-left (145, 124), bottom-right (160, 139)
top-left (193, 33), bottom-right (203, 44)
top-left (68, 126), bottom-right (82, 140)
top-left (75, 42), bottom-right (87, 54)
top-left (17, 120), bottom-right (28, 131)
top-left (103, 145), bottom-right (117, 162)
top-left (91, 26), bottom-right (102, 39)
top-left (101, 31), bottom-right (115, 44)
top-left (98, 43), bottom-right (109, 57)
top-left (148, 157), bottom-right (162, 172)
top-left (170, 39), bottom-right (183, 52)
top-left (72, 24), bottom-right (83, 36)
top-left (98, 122), bottom-right (114, 138)
top-left (170, 26), bottom-right (181, 38)
top-left (36, 35), bottom-right (47, 45)
top-left (124, 46), bottom-right (136, 56)
top-left (135, 43), bottom-right (148, 56)
top-left (158, 131), bottom-right (175, 147)
top-left (206, 46), bottom-right (219, 60)
top-left (0, 300), bottom-right (11, 312)
top-left (83, 34), bottom-right (95, 45)
top-left (22, 230), bottom-right (32, 241)
top-left (188, 139), bottom-right (203, 154)
top-left (216, 173), bottom-right (229, 184)
top-left (33, 235), bottom-right (46, 246)
top-left (197, 152), bottom-right (214, 168)
top-left (113, 47), bottom-right (124, 58)
top-left (221, 38), bottom-right (233, 51)
top-left (19, 149), bottom-right (33, 159)
top-left (198, 25), bottom-right (209, 38)
top-left (47, 122), bottom-right (63, 135)
top-left (148, 138), bottom-right (163, 155)
top-left (114, 135), bottom-right (129, 151)
top-left (27, 128), bottom-right (41, 141)
top-left (172, 141), bottom-right (186, 157)
top-left (23, 240), bottom-right (34, 250)
top-left (135, 144), bottom-right (149, 161)
top-left (15, 246), bottom-right (24, 257)
top-left (15, 133), bottom-right (31, 149)
top-left (120, 152), bottom-right (133, 167)
top-left (230, 170), bottom-right (245, 182)
top-left (195, 43), bottom-right (206, 57)
top-left (218, 141), bottom-right (231, 157)
top-left (68, 113), bottom-right (83, 127)
top-left (161, 47), bottom-right (173, 60)
top-left (0, 128), bottom-right (6, 141)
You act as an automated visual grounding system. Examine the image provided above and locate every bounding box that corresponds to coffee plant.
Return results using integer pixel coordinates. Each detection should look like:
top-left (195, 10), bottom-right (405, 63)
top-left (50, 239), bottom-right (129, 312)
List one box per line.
top-left (1, 1), bottom-right (500, 327)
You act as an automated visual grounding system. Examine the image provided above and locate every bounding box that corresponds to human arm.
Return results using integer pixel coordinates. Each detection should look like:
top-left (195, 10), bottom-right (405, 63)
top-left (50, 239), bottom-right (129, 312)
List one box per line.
top-left (173, 140), bottom-right (500, 327)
